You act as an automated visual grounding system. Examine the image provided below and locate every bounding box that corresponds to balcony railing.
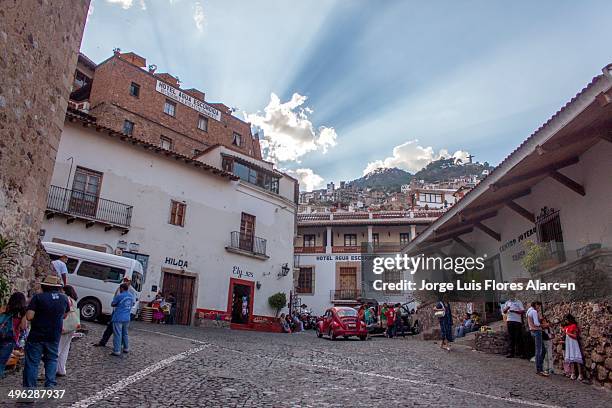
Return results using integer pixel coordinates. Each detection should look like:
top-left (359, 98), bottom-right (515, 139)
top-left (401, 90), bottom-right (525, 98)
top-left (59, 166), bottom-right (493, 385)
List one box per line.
top-left (229, 231), bottom-right (267, 257)
top-left (332, 246), bottom-right (361, 253)
top-left (330, 289), bottom-right (362, 302)
top-left (46, 185), bottom-right (133, 228)
top-left (294, 246), bottom-right (325, 254)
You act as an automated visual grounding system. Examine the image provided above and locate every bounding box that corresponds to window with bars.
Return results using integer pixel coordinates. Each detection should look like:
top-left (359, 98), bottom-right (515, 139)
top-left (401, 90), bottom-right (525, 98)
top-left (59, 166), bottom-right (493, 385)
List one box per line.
top-left (303, 234), bottom-right (316, 247)
top-left (164, 99), bottom-right (176, 117)
top-left (536, 207), bottom-right (566, 262)
top-left (344, 234), bottom-right (357, 246)
top-left (297, 267), bottom-right (314, 294)
top-left (169, 200), bottom-right (186, 227)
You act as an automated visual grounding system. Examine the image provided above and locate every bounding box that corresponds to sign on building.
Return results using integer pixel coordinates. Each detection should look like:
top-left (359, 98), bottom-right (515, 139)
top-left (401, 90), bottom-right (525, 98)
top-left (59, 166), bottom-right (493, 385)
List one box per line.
top-left (155, 80), bottom-right (221, 121)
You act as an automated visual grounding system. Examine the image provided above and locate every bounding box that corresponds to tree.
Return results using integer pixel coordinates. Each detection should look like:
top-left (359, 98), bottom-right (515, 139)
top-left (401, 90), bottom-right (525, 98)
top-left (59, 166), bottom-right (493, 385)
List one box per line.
top-left (268, 292), bottom-right (287, 317)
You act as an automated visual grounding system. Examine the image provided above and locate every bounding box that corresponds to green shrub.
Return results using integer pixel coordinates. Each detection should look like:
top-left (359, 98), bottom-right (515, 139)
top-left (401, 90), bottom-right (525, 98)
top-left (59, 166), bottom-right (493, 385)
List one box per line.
top-left (521, 240), bottom-right (549, 274)
top-left (268, 292), bottom-right (287, 317)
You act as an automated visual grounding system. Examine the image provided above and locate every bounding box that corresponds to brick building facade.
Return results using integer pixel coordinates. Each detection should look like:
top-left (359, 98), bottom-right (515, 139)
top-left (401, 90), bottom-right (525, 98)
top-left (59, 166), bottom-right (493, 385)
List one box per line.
top-left (0, 0), bottom-right (90, 292)
top-left (80, 51), bottom-right (262, 159)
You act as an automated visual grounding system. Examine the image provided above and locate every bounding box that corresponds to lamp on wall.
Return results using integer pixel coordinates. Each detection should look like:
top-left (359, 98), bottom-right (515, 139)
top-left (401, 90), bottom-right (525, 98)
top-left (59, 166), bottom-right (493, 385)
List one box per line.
top-left (116, 240), bottom-right (128, 251)
top-left (256, 281), bottom-right (262, 290)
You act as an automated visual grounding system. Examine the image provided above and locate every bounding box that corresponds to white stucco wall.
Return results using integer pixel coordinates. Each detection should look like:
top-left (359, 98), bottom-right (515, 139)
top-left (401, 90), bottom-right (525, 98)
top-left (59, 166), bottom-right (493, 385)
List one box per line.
top-left (450, 140), bottom-right (612, 282)
top-left (43, 122), bottom-right (296, 318)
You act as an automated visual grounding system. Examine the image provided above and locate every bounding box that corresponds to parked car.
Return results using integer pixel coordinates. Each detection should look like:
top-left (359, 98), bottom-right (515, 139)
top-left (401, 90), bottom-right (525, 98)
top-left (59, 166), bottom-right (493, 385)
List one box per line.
top-left (316, 307), bottom-right (368, 340)
top-left (43, 242), bottom-right (143, 321)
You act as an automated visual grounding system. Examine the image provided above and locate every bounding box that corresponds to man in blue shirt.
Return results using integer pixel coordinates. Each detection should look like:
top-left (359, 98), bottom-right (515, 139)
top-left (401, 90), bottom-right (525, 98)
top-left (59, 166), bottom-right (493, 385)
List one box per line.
top-left (23, 275), bottom-right (70, 389)
top-left (110, 283), bottom-right (135, 356)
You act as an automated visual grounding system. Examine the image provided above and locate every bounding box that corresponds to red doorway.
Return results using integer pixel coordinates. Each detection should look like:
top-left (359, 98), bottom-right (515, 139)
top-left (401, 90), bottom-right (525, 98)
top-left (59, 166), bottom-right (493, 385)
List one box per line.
top-left (227, 278), bottom-right (254, 327)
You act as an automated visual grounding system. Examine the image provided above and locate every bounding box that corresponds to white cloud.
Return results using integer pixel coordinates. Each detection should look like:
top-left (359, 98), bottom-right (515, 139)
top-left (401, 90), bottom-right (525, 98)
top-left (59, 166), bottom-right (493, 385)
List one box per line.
top-left (363, 140), bottom-right (470, 175)
top-left (106, 0), bottom-right (133, 9)
top-left (244, 93), bottom-right (338, 163)
top-left (193, 2), bottom-right (205, 32)
top-left (285, 168), bottom-right (325, 192)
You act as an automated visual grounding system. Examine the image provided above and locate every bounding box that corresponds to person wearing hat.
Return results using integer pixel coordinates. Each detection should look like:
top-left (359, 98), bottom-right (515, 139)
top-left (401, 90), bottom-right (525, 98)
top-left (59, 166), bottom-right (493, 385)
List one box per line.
top-left (51, 255), bottom-right (69, 286)
top-left (23, 275), bottom-right (70, 389)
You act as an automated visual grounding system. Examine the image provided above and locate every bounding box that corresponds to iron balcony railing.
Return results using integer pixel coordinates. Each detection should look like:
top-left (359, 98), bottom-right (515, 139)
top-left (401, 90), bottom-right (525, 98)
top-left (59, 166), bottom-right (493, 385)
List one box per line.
top-left (46, 185), bottom-right (133, 228)
top-left (330, 289), bottom-right (362, 302)
top-left (229, 231), bottom-right (267, 257)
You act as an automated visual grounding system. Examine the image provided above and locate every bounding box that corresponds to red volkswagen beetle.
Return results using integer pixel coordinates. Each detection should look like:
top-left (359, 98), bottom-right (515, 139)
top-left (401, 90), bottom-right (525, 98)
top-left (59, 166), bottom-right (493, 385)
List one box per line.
top-left (316, 307), bottom-right (367, 340)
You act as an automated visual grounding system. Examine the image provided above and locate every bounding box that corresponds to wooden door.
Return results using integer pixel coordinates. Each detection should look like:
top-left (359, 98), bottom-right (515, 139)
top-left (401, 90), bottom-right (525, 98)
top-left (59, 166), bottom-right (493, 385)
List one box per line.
top-left (162, 272), bottom-right (195, 325)
top-left (70, 167), bottom-right (102, 217)
top-left (239, 213), bottom-right (256, 251)
top-left (339, 267), bottom-right (357, 299)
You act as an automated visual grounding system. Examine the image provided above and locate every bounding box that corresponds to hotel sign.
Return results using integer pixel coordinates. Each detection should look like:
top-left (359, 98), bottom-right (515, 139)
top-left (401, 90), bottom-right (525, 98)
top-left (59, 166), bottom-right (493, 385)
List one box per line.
top-left (155, 80), bottom-right (221, 121)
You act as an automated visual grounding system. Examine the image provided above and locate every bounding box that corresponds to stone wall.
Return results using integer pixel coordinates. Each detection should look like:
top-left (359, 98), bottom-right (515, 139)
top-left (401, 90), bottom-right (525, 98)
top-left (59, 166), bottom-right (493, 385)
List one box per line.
top-left (0, 0), bottom-right (90, 292)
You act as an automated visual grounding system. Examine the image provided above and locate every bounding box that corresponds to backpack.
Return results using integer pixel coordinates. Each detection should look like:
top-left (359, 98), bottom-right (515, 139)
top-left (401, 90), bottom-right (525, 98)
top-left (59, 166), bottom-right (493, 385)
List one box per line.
top-left (0, 313), bottom-right (14, 342)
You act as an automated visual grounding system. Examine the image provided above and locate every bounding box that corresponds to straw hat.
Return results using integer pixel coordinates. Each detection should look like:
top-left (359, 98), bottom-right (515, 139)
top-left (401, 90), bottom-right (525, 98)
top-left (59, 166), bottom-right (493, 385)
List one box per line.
top-left (40, 275), bottom-right (63, 288)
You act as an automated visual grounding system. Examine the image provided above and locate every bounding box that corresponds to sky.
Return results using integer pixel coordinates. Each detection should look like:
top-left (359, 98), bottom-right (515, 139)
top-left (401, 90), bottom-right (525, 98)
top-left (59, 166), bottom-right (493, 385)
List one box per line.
top-left (83, 0), bottom-right (612, 191)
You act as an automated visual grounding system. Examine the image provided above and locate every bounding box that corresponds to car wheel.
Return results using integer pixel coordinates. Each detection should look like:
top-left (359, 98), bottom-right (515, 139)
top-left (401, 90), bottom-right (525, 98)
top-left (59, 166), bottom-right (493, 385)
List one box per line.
top-left (329, 328), bottom-right (337, 341)
top-left (79, 298), bottom-right (101, 321)
top-left (316, 326), bottom-right (323, 338)
top-left (359, 335), bottom-right (367, 341)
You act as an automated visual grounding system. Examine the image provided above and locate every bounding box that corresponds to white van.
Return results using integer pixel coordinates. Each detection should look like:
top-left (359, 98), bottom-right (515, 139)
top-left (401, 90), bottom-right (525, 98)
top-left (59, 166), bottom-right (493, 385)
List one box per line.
top-left (42, 242), bottom-right (144, 321)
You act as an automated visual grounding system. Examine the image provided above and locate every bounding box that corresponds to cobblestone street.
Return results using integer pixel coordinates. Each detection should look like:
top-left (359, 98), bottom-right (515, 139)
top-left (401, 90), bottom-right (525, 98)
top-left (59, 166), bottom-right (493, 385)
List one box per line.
top-left (0, 322), bottom-right (609, 407)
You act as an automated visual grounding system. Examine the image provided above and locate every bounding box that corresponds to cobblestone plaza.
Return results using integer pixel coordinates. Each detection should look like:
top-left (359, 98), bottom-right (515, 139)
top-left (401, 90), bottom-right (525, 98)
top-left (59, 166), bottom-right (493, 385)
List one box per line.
top-left (1, 323), bottom-right (609, 407)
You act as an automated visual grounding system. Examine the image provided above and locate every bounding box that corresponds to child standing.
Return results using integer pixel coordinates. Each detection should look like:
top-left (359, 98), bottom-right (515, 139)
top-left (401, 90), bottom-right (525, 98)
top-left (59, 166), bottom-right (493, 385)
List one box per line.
top-left (562, 314), bottom-right (584, 381)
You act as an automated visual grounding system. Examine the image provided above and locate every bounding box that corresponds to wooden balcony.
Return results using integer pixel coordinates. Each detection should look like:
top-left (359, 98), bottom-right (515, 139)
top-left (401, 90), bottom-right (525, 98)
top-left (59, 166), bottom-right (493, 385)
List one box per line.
top-left (294, 246), bottom-right (325, 254)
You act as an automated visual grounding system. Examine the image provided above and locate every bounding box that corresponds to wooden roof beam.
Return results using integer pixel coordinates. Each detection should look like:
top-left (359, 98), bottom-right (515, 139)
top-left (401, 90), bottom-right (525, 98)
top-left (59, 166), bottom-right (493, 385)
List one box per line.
top-left (475, 222), bottom-right (500, 242)
top-left (436, 210), bottom-right (498, 235)
top-left (453, 237), bottom-right (475, 255)
top-left (506, 201), bottom-right (535, 223)
top-left (462, 189), bottom-right (531, 216)
top-left (490, 156), bottom-right (579, 190)
top-left (549, 171), bottom-right (585, 196)
top-left (432, 227), bottom-right (473, 243)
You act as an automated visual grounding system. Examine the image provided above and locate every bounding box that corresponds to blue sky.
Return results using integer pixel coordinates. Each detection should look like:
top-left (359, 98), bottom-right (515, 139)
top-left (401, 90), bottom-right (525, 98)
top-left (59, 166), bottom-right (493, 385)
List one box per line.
top-left (83, 0), bottom-right (612, 190)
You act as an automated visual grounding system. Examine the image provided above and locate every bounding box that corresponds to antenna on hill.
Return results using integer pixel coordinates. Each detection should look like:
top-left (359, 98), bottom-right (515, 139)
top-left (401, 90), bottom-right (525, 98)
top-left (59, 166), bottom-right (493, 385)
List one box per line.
top-left (467, 154), bottom-right (475, 164)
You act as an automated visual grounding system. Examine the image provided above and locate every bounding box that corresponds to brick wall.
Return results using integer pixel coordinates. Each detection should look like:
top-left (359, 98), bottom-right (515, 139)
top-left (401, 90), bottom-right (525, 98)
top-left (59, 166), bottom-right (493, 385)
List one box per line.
top-left (0, 0), bottom-right (89, 292)
top-left (88, 54), bottom-right (262, 159)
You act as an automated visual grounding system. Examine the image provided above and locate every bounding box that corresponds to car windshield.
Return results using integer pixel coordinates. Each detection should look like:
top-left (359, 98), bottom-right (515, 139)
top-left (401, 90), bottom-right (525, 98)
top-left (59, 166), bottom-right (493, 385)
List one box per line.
top-left (336, 309), bottom-right (357, 317)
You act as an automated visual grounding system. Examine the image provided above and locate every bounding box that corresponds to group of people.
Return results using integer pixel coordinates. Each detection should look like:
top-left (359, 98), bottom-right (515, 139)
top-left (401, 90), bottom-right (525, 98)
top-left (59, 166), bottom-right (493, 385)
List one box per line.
top-left (0, 252), bottom-right (137, 390)
top-left (151, 292), bottom-right (176, 324)
top-left (454, 312), bottom-right (481, 338)
top-left (507, 298), bottom-right (585, 380)
top-left (279, 312), bottom-right (304, 333)
top-left (0, 274), bottom-right (79, 388)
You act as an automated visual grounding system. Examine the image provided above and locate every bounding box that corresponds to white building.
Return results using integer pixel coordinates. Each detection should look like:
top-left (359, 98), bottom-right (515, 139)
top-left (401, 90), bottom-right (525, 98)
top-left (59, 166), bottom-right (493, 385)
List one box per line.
top-left (411, 187), bottom-right (458, 209)
top-left (42, 109), bottom-right (297, 331)
top-left (402, 65), bottom-right (612, 330)
top-left (293, 210), bottom-right (444, 315)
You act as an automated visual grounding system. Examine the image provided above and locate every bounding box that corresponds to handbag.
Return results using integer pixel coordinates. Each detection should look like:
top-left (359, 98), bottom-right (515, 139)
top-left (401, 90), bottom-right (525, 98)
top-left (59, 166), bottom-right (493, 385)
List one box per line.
top-left (434, 303), bottom-right (445, 318)
top-left (62, 298), bottom-right (81, 334)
